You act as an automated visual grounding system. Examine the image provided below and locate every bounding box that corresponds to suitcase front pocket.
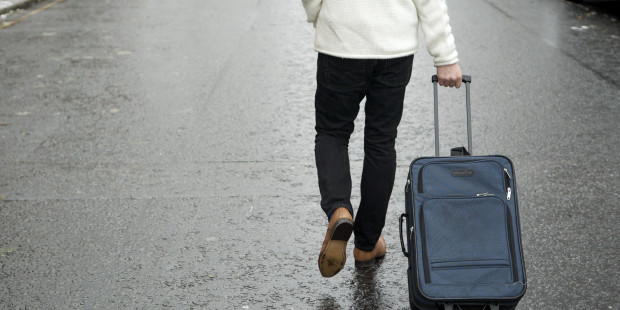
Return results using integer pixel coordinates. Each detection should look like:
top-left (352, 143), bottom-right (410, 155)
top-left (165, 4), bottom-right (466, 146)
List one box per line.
top-left (419, 196), bottom-right (516, 285)
top-left (430, 259), bottom-right (513, 285)
top-left (418, 160), bottom-right (506, 195)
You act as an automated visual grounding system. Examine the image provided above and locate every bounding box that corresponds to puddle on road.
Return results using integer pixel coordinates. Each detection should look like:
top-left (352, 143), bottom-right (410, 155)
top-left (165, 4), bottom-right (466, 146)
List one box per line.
top-left (544, 1), bottom-right (620, 85)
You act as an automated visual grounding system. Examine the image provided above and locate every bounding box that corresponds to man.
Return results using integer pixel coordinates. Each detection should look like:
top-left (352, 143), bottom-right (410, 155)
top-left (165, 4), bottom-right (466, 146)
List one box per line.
top-left (302, 0), bottom-right (463, 277)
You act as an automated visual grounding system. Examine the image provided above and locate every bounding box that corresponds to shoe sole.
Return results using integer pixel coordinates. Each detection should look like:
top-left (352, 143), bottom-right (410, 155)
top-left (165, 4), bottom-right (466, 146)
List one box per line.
top-left (319, 218), bottom-right (354, 277)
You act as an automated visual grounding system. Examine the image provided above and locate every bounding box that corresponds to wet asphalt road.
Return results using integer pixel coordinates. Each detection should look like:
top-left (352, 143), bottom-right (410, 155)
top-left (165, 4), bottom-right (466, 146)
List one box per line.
top-left (1, 0), bottom-right (619, 309)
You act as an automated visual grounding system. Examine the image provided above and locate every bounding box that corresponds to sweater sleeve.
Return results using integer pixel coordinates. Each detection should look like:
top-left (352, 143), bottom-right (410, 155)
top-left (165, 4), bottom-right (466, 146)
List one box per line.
top-left (301, 0), bottom-right (323, 24)
top-left (412, 0), bottom-right (459, 66)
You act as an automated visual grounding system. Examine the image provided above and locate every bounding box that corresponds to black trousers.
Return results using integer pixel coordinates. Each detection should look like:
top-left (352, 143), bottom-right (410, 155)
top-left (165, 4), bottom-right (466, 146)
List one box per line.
top-left (314, 52), bottom-right (414, 251)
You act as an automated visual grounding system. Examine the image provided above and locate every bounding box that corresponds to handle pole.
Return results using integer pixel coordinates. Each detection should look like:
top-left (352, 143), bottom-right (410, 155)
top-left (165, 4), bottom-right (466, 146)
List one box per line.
top-left (465, 81), bottom-right (472, 155)
top-left (431, 75), bottom-right (472, 156)
top-left (433, 79), bottom-right (440, 157)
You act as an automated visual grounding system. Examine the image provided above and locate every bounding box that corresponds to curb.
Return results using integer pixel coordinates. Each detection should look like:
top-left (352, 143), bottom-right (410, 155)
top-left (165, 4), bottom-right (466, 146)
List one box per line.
top-left (0, 0), bottom-right (39, 15)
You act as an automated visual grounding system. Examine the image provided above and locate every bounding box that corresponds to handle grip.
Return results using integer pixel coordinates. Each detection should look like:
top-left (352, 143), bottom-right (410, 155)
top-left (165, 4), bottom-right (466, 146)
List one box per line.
top-left (431, 75), bottom-right (471, 83)
top-left (432, 75), bottom-right (472, 156)
top-left (399, 213), bottom-right (409, 257)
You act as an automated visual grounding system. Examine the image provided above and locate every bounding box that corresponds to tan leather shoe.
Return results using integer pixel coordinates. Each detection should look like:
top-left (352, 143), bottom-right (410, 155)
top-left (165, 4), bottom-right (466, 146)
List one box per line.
top-left (353, 235), bottom-right (386, 268)
top-left (318, 207), bottom-right (353, 277)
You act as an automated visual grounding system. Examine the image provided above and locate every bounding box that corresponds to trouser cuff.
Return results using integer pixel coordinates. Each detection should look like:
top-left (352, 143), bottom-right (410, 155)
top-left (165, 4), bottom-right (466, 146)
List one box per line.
top-left (324, 204), bottom-right (354, 221)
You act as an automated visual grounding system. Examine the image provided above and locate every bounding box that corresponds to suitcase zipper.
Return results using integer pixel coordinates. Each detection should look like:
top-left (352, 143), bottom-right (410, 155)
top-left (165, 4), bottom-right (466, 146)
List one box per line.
top-left (419, 205), bottom-right (431, 283)
top-left (504, 168), bottom-right (512, 201)
top-left (506, 207), bottom-right (519, 282)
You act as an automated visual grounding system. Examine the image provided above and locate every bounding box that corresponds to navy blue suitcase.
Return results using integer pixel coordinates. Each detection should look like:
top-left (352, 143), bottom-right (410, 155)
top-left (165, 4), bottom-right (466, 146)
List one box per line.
top-left (400, 76), bottom-right (526, 310)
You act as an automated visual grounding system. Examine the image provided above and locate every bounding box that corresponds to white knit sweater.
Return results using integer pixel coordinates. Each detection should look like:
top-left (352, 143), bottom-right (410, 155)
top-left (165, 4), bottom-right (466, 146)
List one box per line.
top-left (301, 0), bottom-right (459, 66)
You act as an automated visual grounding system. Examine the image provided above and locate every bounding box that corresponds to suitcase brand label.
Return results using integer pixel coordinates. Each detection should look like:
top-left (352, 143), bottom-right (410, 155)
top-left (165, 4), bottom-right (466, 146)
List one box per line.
top-left (450, 169), bottom-right (475, 177)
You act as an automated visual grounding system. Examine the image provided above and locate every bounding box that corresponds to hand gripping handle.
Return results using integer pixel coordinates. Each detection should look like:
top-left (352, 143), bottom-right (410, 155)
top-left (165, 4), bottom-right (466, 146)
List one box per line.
top-left (431, 75), bottom-right (472, 83)
top-left (431, 75), bottom-right (472, 156)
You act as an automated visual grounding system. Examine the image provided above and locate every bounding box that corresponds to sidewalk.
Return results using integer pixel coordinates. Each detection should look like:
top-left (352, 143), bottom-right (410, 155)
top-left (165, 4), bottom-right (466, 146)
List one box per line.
top-left (0, 0), bottom-right (36, 14)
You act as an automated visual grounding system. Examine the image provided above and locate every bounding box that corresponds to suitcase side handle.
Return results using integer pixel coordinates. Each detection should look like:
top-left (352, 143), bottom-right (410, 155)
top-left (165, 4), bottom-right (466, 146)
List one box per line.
top-left (432, 74), bottom-right (472, 156)
top-left (399, 213), bottom-right (409, 257)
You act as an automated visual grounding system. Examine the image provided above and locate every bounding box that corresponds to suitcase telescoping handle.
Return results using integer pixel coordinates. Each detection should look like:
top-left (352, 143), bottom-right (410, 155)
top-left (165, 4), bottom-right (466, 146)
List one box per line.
top-left (432, 75), bottom-right (472, 156)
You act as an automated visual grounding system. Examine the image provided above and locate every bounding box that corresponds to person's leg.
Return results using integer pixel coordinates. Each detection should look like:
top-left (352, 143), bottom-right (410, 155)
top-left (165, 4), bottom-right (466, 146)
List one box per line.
top-left (315, 53), bottom-right (367, 219)
top-left (315, 53), bottom-right (368, 277)
top-left (354, 55), bottom-right (413, 255)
